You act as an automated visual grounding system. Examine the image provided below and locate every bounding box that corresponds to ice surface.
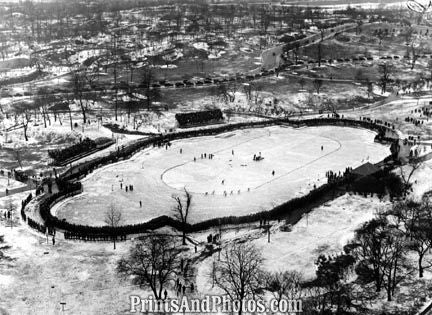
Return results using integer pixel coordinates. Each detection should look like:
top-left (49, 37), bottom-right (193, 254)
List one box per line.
top-left (54, 126), bottom-right (390, 226)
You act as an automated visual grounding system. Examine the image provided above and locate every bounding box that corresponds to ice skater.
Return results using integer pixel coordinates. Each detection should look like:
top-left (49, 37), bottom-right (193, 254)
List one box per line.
top-left (321, 145), bottom-right (323, 151)
top-left (232, 150), bottom-right (234, 155)
top-left (139, 200), bottom-right (142, 207)
top-left (180, 148), bottom-right (182, 154)
top-left (221, 179), bottom-right (225, 185)
top-left (272, 170), bottom-right (275, 176)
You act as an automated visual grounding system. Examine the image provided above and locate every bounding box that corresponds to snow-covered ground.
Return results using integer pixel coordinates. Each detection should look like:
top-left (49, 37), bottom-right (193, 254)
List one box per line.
top-left (196, 193), bottom-right (391, 295)
top-left (0, 176), bottom-right (26, 191)
top-left (54, 125), bottom-right (390, 226)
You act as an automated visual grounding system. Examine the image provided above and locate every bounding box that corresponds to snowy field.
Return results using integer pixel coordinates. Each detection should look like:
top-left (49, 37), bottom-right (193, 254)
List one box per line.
top-left (196, 194), bottom-right (391, 295)
top-left (54, 125), bottom-right (390, 226)
top-left (0, 176), bottom-right (26, 191)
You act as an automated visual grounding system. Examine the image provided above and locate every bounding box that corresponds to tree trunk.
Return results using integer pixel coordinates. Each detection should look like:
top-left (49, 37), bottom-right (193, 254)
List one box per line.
top-left (23, 125), bottom-right (28, 141)
top-left (419, 254), bottom-right (424, 278)
top-left (386, 271), bottom-right (393, 302)
top-left (375, 269), bottom-right (381, 292)
top-left (80, 99), bottom-right (87, 124)
top-left (42, 111), bottom-right (47, 128)
top-left (115, 91), bottom-right (118, 121)
top-left (69, 108), bottom-right (73, 131)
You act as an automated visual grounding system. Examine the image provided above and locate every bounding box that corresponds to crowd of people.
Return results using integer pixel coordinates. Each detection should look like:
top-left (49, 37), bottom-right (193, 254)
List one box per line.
top-left (326, 167), bottom-right (353, 183)
top-left (253, 152), bottom-right (263, 161)
top-left (175, 109), bottom-right (223, 127)
top-left (48, 137), bottom-right (97, 164)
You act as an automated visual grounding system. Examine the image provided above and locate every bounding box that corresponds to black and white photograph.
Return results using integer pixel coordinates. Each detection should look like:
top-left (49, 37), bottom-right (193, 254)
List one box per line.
top-left (1, 0), bottom-right (432, 314)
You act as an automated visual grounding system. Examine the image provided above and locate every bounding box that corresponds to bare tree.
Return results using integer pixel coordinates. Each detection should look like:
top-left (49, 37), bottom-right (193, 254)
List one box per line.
top-left (104, 204), bottom-right (122, 249)
top-left (218, 82), bottom-right (238, 104)
top-left (378, 63), bottom-right (394, 94)
top-left (292, 42), bottom-right (300, 64)
top-left (375, 30), bottom-right (386, 55)
top-left (305, 90), bottom-right (316, 109)
top-left (213, 242), bottom-right (264, 315)
top-left (322, 98), bottom-right (338, 116)
top-left (353, 217), bottom-right (388, 293)
top-left (353, 216), bottom-right (408, 301)
top-left (243, 82), bottom-right (263, 108)
top-left (29, 52), bottom-right (45, 73)
top-left (380, 228), bottom-right (406, 302)
top-left (266, 270), bottom-right (303, 306)
top-left (19, 110), bottom-right (31, 141)
top-left (72, 70), bottom-right (89, 124)
top-left (172, 188), bottom-right (192, 245)
top-left (392, 198), bottom-right (432, 278)
top-left (427, 60), bottom-right (432, 81)
top-left (298, 78), bottom-right (306, 90)
top-left (408, 199), bottom-right (432, 278)
top-left (313, 78), bottom-right (323, 94)
top-left (399, 158), bottom-right (423, 191)
top-left (117, 234), bottom-right (181, 299)
top-left (366, 80), bottom-right (373, 99)
top-left (13, 147), bottom-right (25, 169)
top-left (141, 66), bottom-right (160, 111)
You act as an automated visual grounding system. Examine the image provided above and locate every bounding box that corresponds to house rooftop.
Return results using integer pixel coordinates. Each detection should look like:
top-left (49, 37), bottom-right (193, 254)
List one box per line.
top-left (352, 162), bottom-right (380, 177)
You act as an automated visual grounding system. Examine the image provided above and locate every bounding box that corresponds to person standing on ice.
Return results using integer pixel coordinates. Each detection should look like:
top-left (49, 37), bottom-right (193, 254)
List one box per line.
top-left (321, 145), bottom-right (323, 151)
top-left (232, 150), bottom-right (234, 155)
top-left (272, 170), bottom-right (275, 176)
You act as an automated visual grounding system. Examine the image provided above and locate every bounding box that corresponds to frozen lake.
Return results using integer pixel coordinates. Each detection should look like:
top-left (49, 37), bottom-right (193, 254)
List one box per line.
top-left (54, 125), bottom-right (390, 226)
